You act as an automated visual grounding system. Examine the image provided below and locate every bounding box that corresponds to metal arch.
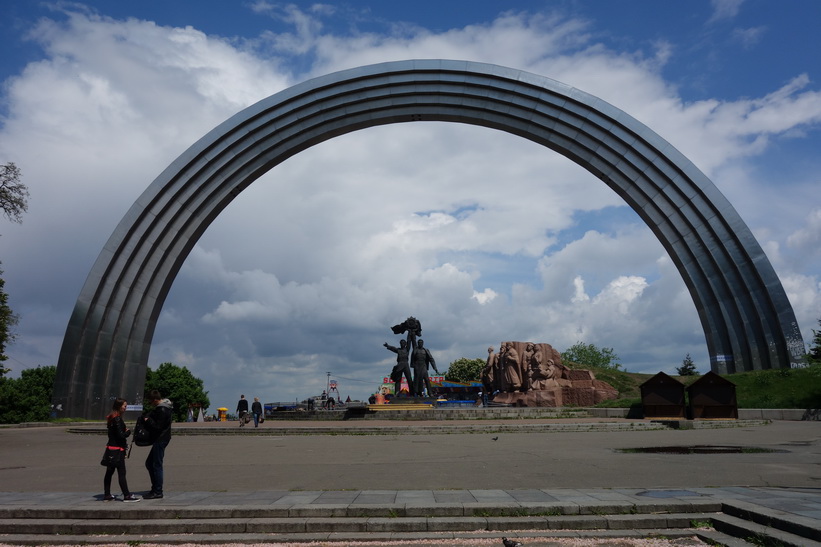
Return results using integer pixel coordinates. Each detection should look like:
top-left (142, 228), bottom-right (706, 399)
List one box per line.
top-left (53, 59), bottom-right (806, 418)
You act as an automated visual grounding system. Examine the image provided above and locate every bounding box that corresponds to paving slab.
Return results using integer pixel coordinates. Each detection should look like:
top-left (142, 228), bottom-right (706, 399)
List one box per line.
top-left (0, 418), bottom-right (820, 545)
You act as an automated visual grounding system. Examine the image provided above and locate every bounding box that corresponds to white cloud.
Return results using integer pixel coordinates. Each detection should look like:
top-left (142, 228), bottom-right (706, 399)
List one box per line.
top-left (708, 0), bottom-right (745, 23)
top-left (732, 26), bottom-right (766, 49)
top-left (1, 5), bottom-right (819, 408)
top-left (472, 288), bottom-right (498, 305)
top-left (787, 208), bottom-right (821, 253)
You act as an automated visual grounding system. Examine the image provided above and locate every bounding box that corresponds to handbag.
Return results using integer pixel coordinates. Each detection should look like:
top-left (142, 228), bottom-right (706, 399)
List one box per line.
top-left (259, 417), bottom-right (265, 424)
top-left (100, 446), bottom-right (124, 466)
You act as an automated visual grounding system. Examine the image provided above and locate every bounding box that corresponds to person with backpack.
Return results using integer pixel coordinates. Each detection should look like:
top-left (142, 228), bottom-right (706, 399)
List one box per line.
top-left (251, 397), bottom-right (263, 427)
top-left (142, 390), bottom-right (172, 499)
top-left (102, 398), bottom-right (141, 502)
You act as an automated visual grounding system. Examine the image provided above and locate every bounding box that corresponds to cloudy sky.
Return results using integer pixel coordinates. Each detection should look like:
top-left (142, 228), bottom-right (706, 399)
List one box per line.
top-left (1, 0), bottom-right (820, 410)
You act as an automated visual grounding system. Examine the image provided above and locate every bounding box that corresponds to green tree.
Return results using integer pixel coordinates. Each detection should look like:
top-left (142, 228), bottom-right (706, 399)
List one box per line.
top-left (0, 163), bottom-right (28, 224)
top-left (0, 162), bottom-right (28, 376)
top-left (0, 270), bottom-right (16, 378)
top-left (144, 362), bottom-right (210, 421)
top-left (676, 353), bottom-right (698, 376)
top-left (0, 365), bottom-right (56, 424)
top-left (561, 342), bottom-right (622, 370)
top-left (444, 357), bottom-right (485, 383)
top-left (0, 277), bottom-right (16, 382)
top-left (809, 317), bottom-right (821, 365)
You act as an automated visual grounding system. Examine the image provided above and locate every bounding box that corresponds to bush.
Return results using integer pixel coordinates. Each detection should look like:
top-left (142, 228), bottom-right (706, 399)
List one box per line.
top-left (444, 357), bottom-right (485, 383)
top-left (561, 342), bottom-right (622, 370)
top-left (0, 365), bottom-right (56, 424)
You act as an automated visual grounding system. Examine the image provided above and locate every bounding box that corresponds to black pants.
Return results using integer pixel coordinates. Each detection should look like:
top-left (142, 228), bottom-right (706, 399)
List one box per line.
top-left (104, 458), bottom-right (130, 497)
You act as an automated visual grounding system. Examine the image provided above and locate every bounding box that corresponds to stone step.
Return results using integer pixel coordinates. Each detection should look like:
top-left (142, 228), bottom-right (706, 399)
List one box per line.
top-left (712, 513), bottom-right (821, 547)
top-left (0, 498), bottom-right (725, 520)
top-left (0, 529), bottom-right (737, 546)
top-left (1, 497), bottom-right (815, 546)
top-left (720, 499), bottom-right (821, 544)
top-left (0, 512), bottom-right (715, 535)
top-left (66, 420), bottom-right (676, 437)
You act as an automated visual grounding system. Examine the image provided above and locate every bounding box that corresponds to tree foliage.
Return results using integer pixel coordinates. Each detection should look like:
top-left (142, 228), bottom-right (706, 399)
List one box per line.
top-left (0, 163), bottom-right (29, 224)
top-left (676, 353), bottom-right (698, 376)
top-left (0, 268), bottom-right (17, 377)
top-left (144, 362), bottom-right (210, 422)
top-left (444, 357), bottom-right (485, 383)
top-left (0, 365), bottom-right (56, 424)
top-left (0, 162), bottom-right (27, 375)
top-left (809, 317), bottom-right (821, 365)
top-left (561, 342), bottom-right (622, 370)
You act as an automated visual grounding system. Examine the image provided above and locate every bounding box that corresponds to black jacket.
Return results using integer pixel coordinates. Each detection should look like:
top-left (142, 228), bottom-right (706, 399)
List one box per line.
top-left (144, 399), bottom-right (173, 444)
top-left (106, 415), bottom-right (130, 449)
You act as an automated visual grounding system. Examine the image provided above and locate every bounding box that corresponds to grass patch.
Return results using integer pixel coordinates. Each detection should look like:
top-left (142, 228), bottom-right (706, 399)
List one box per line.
top-left (564, 360), bottom-right (821, 409)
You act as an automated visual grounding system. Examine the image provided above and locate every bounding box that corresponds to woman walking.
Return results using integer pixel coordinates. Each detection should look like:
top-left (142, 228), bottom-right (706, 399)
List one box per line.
top-left (102, 398), bottom-right (141, 502)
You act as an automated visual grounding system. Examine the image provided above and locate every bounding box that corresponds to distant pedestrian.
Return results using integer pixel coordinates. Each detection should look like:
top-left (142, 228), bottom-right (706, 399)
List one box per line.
top-left (236, 394), bottom-right (249, 423)
top-left (251, 397), bottom-right (263, 427)
top-left (102, 398), bottom-right (140, 502)
top-left (142, 390), bottom-right (172, 499)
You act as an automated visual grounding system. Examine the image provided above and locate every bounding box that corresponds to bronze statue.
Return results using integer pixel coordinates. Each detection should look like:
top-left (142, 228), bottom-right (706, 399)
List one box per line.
top-left (384, 339), bottom-right (412, 396)
top-left (411, 339), bottom-right (439, 397)
top-left (391, 316), bottom-right (423, 350)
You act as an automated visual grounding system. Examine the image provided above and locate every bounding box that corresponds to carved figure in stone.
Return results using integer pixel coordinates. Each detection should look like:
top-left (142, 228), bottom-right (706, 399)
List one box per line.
top-left (528, 343), bottom-right (542, 371)
top-left (384, 339), bottom-right (413, 397)
top-left (530, 357), bottom-right (557, 390)
top-left (522, 343), bottom-right (537, 391)
top-left (411, 339), bottom-right (439, 397)
top-left (502, 342), bottom-right (522, 391)
top-left (488, 340), bottom-right (618, 407)
top-left (496, 343), bottom-right (508, 391)
top-left (482, 346), bottom-right (498, 395)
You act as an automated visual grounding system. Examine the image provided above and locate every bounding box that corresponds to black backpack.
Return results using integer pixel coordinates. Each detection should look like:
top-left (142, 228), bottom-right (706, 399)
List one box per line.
top-left (133, 416), bottom-right (154, 446)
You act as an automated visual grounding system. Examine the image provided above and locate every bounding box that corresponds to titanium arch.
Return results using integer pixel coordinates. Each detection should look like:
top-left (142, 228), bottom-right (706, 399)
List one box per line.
top-left (53, 59), bottom-right (805, 418)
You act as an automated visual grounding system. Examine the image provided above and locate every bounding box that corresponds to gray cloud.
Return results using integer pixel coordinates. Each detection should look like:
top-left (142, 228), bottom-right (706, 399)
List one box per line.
top-left (2, 7), bottom-right (819, 409)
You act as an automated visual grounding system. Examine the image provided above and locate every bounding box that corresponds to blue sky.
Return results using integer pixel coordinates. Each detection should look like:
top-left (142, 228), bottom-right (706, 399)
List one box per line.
top-left (1, 0), bottom-right (820, 410)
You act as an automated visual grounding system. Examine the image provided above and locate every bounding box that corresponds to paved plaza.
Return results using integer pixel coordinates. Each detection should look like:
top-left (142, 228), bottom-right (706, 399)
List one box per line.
top-left (1, 418), bottom-right (819, 492)
top-left (0, 417), bottom-right (819, 545)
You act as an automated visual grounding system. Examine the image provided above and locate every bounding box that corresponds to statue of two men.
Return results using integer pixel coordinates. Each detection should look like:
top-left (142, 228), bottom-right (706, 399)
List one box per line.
top-left (385, 317), bottom-right (439, 397)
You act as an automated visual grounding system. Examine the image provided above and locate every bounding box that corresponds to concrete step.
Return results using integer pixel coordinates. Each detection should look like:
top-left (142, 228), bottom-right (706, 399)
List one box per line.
top-left (0, 529), bottom-right (741, 546)
top-left (1, 497), bottom-right (815, 545)
top-left (0, 512), bottom-right (718, 535)
top-left (721, 499), bottom-right (821, 542)
top-left (0, 497), bottom-right (725, 520)
top-left (67, 420), bottom-right (677, 437)
top-left (712, 513), bottom-right (821, 547)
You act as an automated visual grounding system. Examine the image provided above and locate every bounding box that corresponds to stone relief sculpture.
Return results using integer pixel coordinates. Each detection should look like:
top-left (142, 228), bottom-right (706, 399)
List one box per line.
top-left (489, 341), bottom-right (618, 407)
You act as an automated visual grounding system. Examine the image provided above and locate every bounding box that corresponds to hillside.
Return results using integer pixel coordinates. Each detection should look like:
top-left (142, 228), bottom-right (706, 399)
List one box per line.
top-left (565, 361), bottom-right (821, 409)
